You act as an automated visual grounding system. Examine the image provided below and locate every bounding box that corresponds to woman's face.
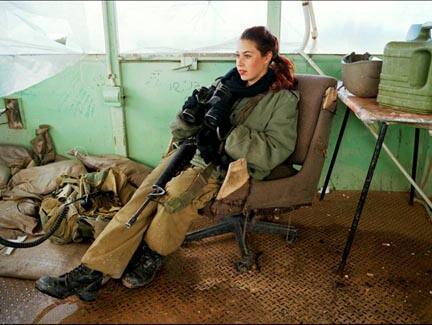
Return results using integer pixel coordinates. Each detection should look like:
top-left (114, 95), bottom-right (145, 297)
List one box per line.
top-left (236, 39), bottom-right (272, 86)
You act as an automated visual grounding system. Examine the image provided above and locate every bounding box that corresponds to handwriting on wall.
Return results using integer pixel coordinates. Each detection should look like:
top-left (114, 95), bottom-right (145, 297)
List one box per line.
top-left (59, 68), bottom-right (97, 119)
top-left (169, 80), bottom-right (201, 93)
top-left (143, 69), bottom-right (203, 94)
top-left (144, 70), bottom-right (162, 88)
top-left (61, 88), bottom-right (95, 119)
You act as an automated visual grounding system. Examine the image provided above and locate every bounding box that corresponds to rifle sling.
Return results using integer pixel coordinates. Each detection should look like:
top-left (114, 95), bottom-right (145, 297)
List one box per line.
top-left (163, 164), bottom-right (215, 214)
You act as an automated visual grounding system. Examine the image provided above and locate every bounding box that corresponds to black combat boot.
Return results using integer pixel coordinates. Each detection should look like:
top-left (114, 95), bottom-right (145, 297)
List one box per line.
top-left (35, 264), bottom-right (103, 302)
top-left (121, 243), bottom-right (164, 289)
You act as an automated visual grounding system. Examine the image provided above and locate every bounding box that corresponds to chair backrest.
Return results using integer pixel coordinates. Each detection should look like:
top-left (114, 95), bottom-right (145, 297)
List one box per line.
top-left (245, 74), bottom-right (337, 211)
top-left (288, 74), bottom-right (338, 165)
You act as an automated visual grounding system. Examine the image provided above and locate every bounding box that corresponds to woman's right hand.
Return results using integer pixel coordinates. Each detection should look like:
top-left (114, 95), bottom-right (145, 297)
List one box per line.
top-left (181, 89), bottom-right (199, 112)
top-left (196, 128), bottom-right (220, 164)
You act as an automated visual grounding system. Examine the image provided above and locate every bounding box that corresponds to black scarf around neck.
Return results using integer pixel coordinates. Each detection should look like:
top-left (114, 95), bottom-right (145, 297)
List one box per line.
top-left (219, 67), bottom-right (275, 99)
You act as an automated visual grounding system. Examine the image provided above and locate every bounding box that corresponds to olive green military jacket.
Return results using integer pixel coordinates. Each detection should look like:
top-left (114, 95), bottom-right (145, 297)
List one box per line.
top-left (169, 88), bottom-right (299, 180)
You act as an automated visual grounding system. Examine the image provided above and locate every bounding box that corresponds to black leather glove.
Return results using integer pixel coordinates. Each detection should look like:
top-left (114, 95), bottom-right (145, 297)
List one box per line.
top-left (196, 128), bottom-right (221, 165)
top-left (219, 153), bottom-right (233, 170)
top-left (182, 89), bottom-right (199, 111)
top-left (196, 128), bottom-right (233, 169)
top-left (216, 119), bottom-right (232, 141)
top-left (181, 87), bottom-right (215, 126)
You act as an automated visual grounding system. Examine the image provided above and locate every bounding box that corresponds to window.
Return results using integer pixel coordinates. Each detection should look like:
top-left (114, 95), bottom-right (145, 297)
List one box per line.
top-left (280, 1), bottom-right (432, 54)
top-left (116, 1), bottom-right (267, 54)
top-left (0, 1), bottom-right (104, 54)
top-left (280, 1), bottom-right (306, 53)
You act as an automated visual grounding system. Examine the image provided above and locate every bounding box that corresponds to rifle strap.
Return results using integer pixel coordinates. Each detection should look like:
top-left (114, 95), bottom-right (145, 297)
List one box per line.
top-left (233, 92), bottom-right (267, 126)
top-left (163, 164), bottom-right (216, 214)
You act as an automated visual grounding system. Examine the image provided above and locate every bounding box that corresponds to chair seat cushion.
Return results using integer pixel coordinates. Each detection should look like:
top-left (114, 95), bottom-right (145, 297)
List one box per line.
top-left (264, 163), bottom-right (299, 181)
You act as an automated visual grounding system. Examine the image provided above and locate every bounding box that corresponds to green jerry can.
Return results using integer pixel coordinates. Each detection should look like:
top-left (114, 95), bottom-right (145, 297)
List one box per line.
top-left (377, 22), bottom-right (432, 114)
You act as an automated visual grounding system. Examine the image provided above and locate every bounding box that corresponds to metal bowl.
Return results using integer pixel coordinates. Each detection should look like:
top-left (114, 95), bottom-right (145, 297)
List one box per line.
top-left (341, 52), bottom-right (383, 98)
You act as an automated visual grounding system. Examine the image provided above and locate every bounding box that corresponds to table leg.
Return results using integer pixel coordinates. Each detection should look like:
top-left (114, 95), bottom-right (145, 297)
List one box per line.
top-left (320, 106), bottom-right (350, 201)
top-left (409, 128), bottom-right (420, 205)
top-left (338, 122), bottom-right (388, 273)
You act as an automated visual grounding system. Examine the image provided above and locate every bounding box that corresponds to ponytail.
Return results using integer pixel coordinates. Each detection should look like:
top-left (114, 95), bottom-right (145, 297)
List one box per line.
top-left (270, 54), bottom-right (296, 92)
top-left (240, 26), bottom-right (296, 92)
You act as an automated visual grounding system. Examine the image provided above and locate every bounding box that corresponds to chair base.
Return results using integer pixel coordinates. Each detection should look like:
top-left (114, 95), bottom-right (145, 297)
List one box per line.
top-left (183, 214), bottom-right (298, 272)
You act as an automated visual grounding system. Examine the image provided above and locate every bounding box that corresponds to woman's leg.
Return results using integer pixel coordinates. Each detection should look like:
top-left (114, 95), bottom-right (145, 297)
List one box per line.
top-left (121, 166), bottom-right (220, 288)
top-left (35, 151), bottom-right (180, 300)
top-left (81, 151), bottom-right (177, 279)
top-left (145, 167), bottom-right (221, 256)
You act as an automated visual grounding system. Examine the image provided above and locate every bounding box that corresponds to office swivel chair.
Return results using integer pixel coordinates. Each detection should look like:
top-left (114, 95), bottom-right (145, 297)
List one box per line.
top-left (184, 74), bottom-right (338, 272)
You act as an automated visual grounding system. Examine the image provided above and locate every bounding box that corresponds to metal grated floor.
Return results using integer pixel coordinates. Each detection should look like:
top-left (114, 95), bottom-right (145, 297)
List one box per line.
top-left (1, 191), bottom-right (431, 324)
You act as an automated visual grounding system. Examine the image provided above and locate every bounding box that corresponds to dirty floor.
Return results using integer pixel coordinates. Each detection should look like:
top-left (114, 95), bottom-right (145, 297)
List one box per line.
top-left (0, 191), bottom-right (431, 324)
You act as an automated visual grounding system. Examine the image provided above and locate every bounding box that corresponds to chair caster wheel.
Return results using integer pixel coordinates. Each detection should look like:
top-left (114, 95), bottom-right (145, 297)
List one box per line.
top-left (234, 252), bottom-right (262, 273)
top-left (285, 232), bottom-right (298, 244)
top-left (234, 257), bottom-right (253, 273)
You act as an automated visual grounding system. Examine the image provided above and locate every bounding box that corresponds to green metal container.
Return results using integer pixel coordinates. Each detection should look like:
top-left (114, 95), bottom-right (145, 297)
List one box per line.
top-left (377, 22), bottom-right (432, 114)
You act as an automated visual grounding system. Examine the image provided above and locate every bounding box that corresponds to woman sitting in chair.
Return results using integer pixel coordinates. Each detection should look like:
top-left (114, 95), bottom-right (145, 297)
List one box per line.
top-left (35, 26), bottom-right (299, 302)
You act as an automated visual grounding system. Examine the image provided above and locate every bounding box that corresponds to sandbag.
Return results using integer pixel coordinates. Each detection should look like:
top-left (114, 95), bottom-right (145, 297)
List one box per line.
top-left (8, 160), bottom-right (87, 196)
top-left (0, 240), bottom-right (89, 280)
top-left (30, 124), bottom-right (56, 165)
top-left (0, 163), bottom-right (11, 190)
top-left (0, 144), bottom-right (34, 175)
top-left (0, 199), bottom-right (40, 234)
top-left (68, 148), bottom-right (152, 187)
top-left (0, 228), bottom-right (23, 240)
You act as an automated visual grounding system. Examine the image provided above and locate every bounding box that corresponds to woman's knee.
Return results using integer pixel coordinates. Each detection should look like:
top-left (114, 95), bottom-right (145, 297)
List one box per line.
top-left (144, 204), bottom-right (199, 255)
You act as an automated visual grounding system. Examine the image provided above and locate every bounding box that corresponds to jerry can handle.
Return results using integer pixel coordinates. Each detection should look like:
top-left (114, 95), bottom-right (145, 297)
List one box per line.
top-left (407, 22), bottom-right (432, 41)
top-left (419, 21), bottom-right (432, 41)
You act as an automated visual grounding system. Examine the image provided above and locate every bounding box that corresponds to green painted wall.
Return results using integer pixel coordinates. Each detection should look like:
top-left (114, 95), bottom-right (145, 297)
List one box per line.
top-left (1, 56), bottom-right (114, 156)
top-left (1, 54), bottom-right (430, 195)
top-left (122, 61), bottom-right (234, 167)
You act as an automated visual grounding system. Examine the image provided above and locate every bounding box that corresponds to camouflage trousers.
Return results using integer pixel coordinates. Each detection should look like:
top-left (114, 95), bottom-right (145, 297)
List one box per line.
top-left (81, 151), bottom-right (220, 278)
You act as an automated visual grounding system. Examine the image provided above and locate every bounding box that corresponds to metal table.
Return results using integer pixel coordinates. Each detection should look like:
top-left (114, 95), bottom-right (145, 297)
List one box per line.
top-left (320, 84), bottom-right (432, 272)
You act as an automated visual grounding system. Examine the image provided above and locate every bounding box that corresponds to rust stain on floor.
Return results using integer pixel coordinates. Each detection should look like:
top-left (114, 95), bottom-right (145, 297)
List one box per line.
top-left (1, 191), bottom-right (431, 323)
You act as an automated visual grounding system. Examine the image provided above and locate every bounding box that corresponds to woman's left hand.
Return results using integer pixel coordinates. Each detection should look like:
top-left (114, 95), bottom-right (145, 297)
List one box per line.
top-left (196, 128), bottom-right (221, 165)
